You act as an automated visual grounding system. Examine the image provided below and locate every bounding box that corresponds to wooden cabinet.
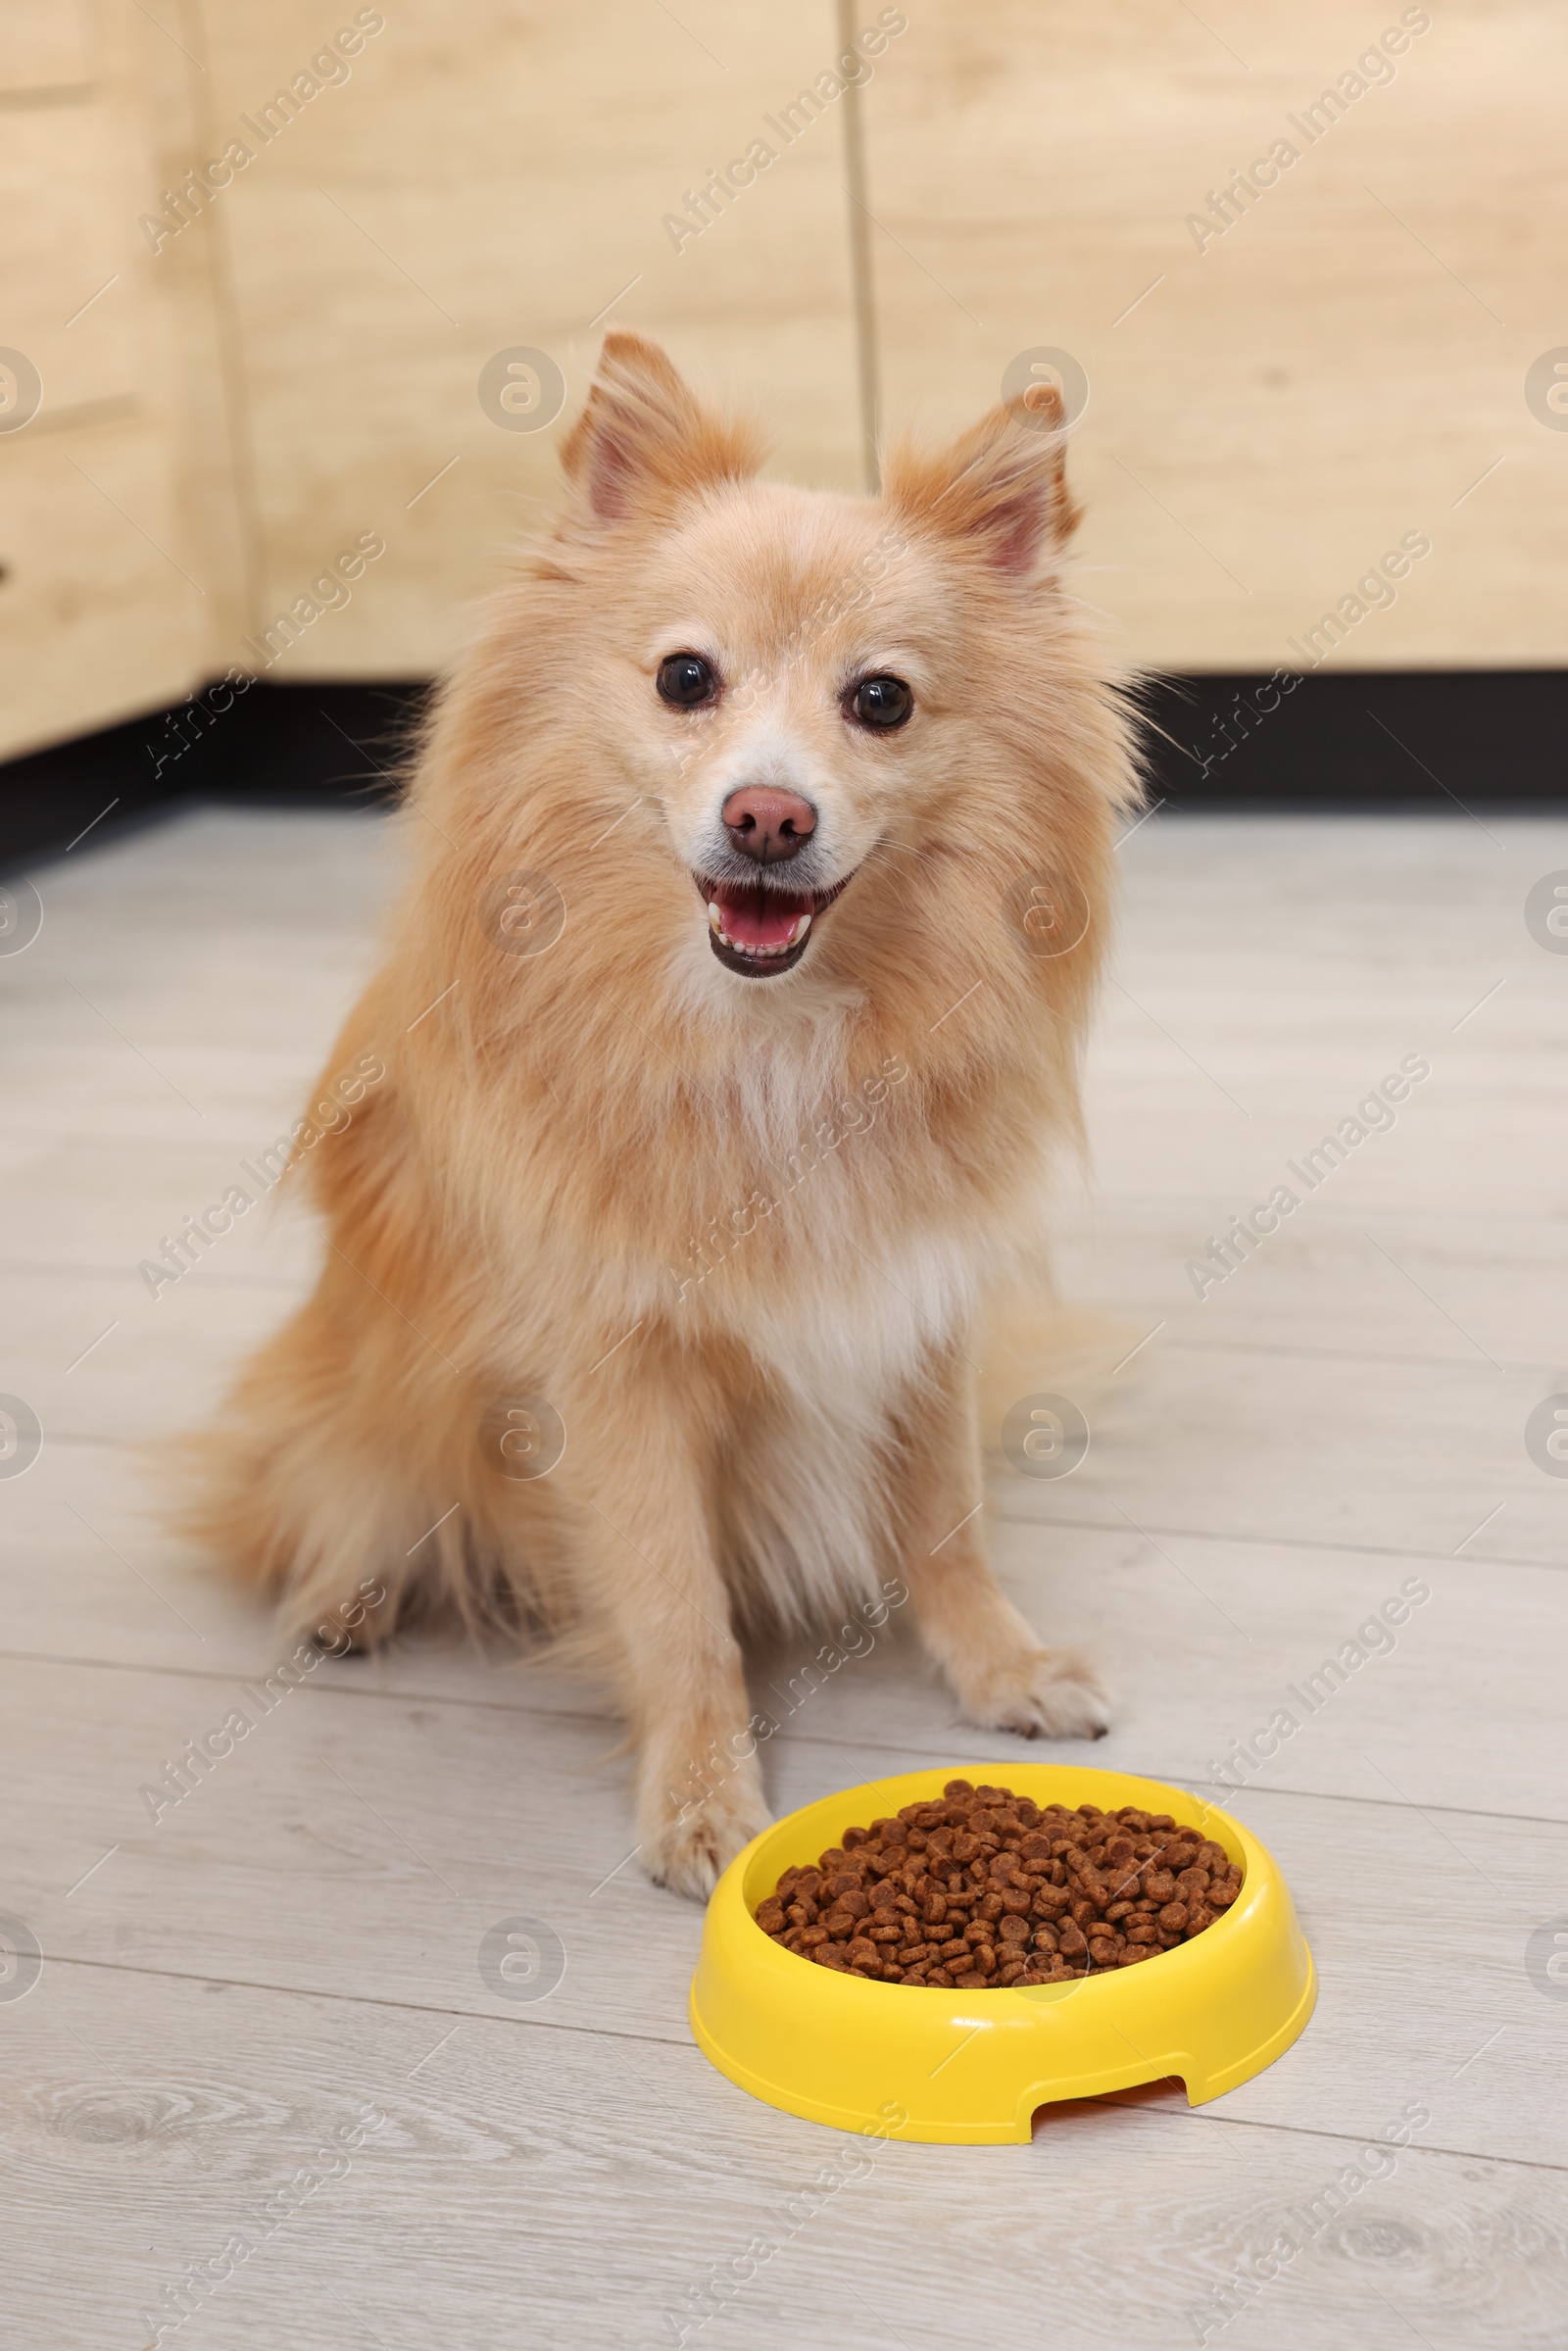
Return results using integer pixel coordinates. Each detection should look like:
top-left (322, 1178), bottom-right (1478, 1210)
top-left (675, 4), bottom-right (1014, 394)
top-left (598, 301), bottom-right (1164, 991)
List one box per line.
top-left (2, 0), bottom-right (1561, 760)
top-left (855, 0), bottom-right (1568, 673)
top-left (0, 1), bottom-right (247, 758)
top-left (185, 0), bottom-right (862, 677)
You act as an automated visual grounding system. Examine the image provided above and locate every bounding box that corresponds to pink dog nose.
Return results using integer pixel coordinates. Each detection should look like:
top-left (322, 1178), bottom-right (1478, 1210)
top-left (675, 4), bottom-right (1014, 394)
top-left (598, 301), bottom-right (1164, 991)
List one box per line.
top-left (721, 785), bottom-right (817, 864)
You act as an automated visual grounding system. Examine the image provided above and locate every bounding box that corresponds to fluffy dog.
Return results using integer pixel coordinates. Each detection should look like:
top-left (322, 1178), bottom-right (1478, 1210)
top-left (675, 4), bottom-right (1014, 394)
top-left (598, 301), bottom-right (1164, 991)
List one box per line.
top-left (186, 331), bottom-right (1139, 1895)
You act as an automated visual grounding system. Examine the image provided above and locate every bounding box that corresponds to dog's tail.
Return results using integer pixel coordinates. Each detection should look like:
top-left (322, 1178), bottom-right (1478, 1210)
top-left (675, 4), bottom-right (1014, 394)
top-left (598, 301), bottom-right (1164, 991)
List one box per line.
top-left (978, 1290), bottom-right (1143, 1465)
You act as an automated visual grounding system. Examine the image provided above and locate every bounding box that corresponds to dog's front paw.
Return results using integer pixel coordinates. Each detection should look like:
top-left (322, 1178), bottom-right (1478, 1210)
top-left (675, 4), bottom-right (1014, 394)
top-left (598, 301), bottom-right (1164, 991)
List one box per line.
top-left (640, 1773), bottom-right (772, 1902)
top-left (955, 1644), bottom-right (1111, 1741)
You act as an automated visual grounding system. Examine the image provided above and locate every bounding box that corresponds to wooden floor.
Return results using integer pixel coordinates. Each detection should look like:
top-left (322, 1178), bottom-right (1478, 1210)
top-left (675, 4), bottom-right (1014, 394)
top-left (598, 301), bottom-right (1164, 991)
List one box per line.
top-left (3, 805), bottom-right (1565, 2347)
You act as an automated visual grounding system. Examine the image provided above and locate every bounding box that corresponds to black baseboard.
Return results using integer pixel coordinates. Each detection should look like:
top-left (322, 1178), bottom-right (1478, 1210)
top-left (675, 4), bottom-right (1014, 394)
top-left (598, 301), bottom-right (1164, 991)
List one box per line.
top-left (2, 669), bottom-right (1564, 873)
top-left (0, 680), bottom-right (425, 875)
top-left (1137, 669), bottom-right (1568, 808)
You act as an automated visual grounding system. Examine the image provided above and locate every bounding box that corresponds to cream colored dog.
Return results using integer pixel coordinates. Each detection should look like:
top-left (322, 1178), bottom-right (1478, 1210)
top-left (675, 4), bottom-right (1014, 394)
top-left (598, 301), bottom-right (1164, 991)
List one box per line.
top-left (186, 331), bottom-right (1138, 1895)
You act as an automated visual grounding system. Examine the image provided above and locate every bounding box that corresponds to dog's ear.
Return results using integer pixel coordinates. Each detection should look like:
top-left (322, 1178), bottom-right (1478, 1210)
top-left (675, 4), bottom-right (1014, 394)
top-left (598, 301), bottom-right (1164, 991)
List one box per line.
top-left (882, 386), bottom-right (1081, 578)
top-left (560, 330), bottom-right (763, 525)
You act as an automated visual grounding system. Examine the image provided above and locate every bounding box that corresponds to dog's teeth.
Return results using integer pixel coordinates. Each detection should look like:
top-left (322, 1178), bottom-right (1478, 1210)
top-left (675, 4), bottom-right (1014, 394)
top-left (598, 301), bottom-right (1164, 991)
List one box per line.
top-left (707, 901), bottom-right (812, 958)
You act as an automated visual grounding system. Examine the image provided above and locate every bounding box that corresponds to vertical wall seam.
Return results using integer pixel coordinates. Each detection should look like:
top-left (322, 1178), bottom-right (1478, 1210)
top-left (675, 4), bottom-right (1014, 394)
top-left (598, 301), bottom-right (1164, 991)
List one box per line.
top-left (178, 0), bottom-right (263, 659)
top-left (836, 0), bottom-right (881, 494)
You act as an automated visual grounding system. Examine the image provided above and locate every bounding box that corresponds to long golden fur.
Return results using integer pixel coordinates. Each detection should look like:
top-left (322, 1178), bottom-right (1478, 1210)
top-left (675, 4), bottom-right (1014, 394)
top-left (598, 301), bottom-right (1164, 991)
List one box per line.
top-left (183, 332), bottom-right (1140, 1895)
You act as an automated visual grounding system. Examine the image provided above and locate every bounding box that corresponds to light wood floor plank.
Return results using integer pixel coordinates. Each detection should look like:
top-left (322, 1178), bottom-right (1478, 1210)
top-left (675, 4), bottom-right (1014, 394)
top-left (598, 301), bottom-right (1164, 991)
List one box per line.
top-left (2, 806), bottom-right (1564, 2344)
top-left (3, 1646), bottom-right (1563, 2169)
top-left (7, 1962), bottom-right (1567, 2350)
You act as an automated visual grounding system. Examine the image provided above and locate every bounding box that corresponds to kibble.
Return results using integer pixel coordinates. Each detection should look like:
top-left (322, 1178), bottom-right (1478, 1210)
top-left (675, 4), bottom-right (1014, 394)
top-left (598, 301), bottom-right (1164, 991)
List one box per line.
top-left (752, 1780), bottom-right (1244, 1988)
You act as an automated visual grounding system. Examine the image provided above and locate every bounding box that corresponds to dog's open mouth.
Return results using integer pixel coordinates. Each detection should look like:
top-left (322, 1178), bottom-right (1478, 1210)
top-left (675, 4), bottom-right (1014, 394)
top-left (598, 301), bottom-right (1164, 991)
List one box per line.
top-left (693, 874), bottom-right (853, 978)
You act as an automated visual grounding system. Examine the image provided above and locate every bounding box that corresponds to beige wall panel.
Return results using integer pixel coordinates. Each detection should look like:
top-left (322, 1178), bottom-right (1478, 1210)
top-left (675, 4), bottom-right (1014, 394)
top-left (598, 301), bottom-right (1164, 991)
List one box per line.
top-left (192, 0), bottom-right (863, 676)
top-left (3, 104), bottom-right (154, 414)
top-left (0, 4), bottom-right (250, 756)
top-left (0, 0), bottom-right (91, 93)
top-left (859, 1), bottom-right (1568, 671)
top-left (0, 416), bottom-right (211, 752)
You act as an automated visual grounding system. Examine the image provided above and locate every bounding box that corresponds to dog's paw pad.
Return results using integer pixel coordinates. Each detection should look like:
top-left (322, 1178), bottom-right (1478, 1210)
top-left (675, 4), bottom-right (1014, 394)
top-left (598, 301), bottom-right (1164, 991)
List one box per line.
top-left (959, 1646), bottom-right (1112, 1742)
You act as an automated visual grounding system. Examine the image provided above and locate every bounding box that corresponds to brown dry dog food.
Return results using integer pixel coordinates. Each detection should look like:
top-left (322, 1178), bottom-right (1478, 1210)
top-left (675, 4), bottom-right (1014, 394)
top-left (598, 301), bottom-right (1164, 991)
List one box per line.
top-left (753, 1780), bottom-right (1244, 1987)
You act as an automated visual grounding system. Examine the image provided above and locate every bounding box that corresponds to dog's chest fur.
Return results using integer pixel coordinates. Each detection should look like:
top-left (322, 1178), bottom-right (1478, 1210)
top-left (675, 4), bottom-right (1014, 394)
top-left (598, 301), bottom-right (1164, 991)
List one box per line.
top-left (685, 1198), bottom-right (989, 1631)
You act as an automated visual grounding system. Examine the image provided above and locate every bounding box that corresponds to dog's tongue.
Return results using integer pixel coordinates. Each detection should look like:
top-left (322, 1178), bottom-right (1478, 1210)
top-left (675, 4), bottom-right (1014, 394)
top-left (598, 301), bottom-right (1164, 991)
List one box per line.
top-left (716, 884), bottom-right (809, 951)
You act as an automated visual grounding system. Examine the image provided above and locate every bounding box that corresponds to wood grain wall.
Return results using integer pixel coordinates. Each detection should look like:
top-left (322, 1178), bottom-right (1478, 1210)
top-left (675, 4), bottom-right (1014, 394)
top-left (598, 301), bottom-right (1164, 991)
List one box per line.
top-left (1, 0), bottom-right (248, 757)
top-left (2, 0), bottom-right (1563, 760)
top-left (856, 0), bottom-right (1568, 672)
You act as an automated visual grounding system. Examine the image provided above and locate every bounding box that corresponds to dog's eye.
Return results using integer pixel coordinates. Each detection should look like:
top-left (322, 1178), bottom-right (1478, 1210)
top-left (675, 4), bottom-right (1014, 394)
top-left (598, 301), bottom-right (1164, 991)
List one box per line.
top-left (657, 653), bottom-right (717, 708)
top-left (851, 674), bottom-right (912, 731)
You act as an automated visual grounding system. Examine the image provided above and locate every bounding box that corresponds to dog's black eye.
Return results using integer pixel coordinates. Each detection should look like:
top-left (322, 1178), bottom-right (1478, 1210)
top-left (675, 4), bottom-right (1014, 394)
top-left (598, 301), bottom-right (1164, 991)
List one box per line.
top-left (851, 674), bottom-right (912, 731)
top-left (657, 653), bottom-right (717, 708)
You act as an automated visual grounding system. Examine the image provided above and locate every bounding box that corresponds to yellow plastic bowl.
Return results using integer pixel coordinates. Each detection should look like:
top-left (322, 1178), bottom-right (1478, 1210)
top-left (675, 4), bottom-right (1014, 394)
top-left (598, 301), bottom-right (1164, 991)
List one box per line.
top-left (690, 1763), bottom-right (1315, 2143)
